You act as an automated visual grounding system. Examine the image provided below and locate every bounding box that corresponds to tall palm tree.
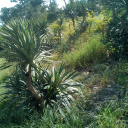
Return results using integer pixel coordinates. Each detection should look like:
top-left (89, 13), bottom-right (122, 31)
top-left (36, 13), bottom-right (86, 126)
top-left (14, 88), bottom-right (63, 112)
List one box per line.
top-left (65, 1), bottom-right (78, 29)
top-left (0, 19), bottom-right (50, 102)
top-left (77, 0), bottom-right (88, 32)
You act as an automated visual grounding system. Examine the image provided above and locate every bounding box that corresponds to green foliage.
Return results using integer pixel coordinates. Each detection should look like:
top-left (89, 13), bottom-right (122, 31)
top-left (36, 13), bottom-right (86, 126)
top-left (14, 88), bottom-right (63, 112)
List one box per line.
top-left (0, 64), bottom-right (85, 119)
top-left (22, 107), bottom-right (86, 128)
top-left (0, 70), bottom-right (37, 119)
top-left (0, 107), bottom-right (86, 127)
top-left (101, 0), bottom-right (128, 19)
top-left (47, 0), bottom-right (59, 22)
top-left (101, 0), bottom-right (128, 59)
top-left (90, 62), bottom-right (128, 128)
top-left (0, 1), bottom-right (128, 127)
top-left (105, 20), bottom-right (128, 60)
top-left (0, 0), bottom-right (47, 23)
top-left (0, 19), bottom-right (50, 69)
top-left (0, 35), bottom-right (4, 50)
top-left (0, 58), bottom-right (13, 82)
top-left (117, 62), bottom-right (128, 98)
top-left (63, 34), bottom-right (107, 69)
top-left (65, 1), bottom-right (78, 29)
top-left (37, 65), bottom-right (85, 109)
top-left (50, 20), bottom-right (65, 42)
top-left (0, 7), bottom-right (11, 24)
top-left (92, 101), bottom-right (127, 128)
top-left (86, 10), bottom-right (112, 35)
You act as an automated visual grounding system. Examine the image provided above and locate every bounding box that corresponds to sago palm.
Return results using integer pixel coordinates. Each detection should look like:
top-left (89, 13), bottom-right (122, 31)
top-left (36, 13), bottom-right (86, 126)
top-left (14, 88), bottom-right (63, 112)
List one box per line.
top-left (0, 64), bottom-right (85, 118)
top-left (0, 19), bottom-right (51, 102)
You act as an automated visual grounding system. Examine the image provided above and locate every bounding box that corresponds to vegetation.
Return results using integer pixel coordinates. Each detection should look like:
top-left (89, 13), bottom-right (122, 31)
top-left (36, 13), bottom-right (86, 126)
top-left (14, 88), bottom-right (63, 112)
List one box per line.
top-left (63, 34), bottom-right (107, 69)
top-left (0, 0), bottom-right (128, 127)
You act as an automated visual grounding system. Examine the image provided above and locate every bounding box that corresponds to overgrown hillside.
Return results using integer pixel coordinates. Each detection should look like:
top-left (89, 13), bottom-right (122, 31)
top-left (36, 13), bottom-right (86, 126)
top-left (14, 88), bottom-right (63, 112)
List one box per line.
top-left (0, 0), bottom-right (128, 127)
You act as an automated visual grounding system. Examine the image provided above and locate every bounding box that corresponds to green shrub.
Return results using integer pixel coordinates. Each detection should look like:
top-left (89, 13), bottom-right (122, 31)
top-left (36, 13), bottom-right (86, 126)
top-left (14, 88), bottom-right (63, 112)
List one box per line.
top-left (105, 19), bottom-right (128, 60)
top-left (63, 34), bottom-right (107, 69)
top-left (0, 64), bottom-right (85, 120)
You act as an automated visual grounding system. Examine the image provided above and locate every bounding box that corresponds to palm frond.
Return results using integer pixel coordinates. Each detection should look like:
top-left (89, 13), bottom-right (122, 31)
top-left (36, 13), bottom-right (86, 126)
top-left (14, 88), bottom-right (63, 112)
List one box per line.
top-left (0, 19), bottom-right (51, 68)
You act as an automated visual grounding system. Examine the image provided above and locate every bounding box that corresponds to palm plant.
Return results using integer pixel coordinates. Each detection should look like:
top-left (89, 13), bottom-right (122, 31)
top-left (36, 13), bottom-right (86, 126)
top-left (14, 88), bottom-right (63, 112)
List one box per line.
top-left (0, 19), bottom-right (86, 119)
top-left (0, 64), bottom-right (85, 118)
top-left (65, 0), bottom-right (78, 29)
top-left (0, 19), bottom-right (51, 102)
top-left (77, 0), bottom-right (88, 32)
top-left (36, 65), bottom-right (85, 109)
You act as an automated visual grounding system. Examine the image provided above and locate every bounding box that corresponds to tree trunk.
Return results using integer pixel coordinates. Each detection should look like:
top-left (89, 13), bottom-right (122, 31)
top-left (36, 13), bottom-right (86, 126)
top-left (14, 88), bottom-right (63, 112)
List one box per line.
top-left (72, 17), bottom-right (75, 30)
top-left (81, 15), bottom-right (85, 32)
top-left (89, 21), bottom-right (92, 34)
top-left (59, 32), bottom-right (61, 44)
top-left (25, 66), bottom-right (43, 102)
top-left (69, 22), bottom-right (71, 52)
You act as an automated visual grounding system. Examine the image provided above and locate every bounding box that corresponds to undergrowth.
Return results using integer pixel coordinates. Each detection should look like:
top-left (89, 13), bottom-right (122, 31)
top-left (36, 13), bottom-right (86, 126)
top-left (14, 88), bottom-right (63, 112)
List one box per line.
top-left (0, 10), bottom-right (128, 128)
top-left (63, 34), bottom-right (107, 69)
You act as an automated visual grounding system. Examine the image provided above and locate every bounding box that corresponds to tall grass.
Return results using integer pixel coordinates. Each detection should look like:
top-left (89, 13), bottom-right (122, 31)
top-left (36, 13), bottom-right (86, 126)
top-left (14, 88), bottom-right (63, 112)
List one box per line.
top-left (0, 58), bottom-right (11, 94)
top-left (0, 58), bottom-right (15, 82)
top-left (22, 107), bottom-right (86, 128)
top-left (0, 104), bottom-right (87, 128)
top-left (0, 58), bottom-right (8, 81)
top-left (90, 99), bottom-right (127, 128)
top-left (63, 34), bottom-right (107, 69)
top-left (0, 10), bottom-right (128, 128)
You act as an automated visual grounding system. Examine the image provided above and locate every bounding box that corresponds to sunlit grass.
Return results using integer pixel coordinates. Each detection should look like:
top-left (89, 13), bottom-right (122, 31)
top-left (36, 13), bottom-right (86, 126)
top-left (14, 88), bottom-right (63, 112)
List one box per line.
top-left (0, 10), bottom-right (128, 128)
top-left (0, 58), bottom-right (14, 97)
top-left (0, 58), bottom-right (10, 82)
top-left (63, 34), bottom-right (107, 69)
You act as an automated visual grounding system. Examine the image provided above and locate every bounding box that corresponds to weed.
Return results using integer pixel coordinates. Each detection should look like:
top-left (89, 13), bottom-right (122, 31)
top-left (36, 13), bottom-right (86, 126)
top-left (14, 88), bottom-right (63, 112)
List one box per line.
top-left (63, 34), bottom-right (107, 69)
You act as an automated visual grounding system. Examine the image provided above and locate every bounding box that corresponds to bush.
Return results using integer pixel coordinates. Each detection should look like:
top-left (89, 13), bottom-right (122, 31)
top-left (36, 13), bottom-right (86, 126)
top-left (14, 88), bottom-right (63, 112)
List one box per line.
top-left (63, 34), bottom-right (107, 69)
top-left (105, 19), bottom-right (128, 60)
top-left (0, 65), bottom-right (85, 120)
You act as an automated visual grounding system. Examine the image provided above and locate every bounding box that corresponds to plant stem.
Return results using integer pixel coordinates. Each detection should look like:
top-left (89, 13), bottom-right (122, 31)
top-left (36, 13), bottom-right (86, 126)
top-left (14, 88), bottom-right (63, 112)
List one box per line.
top-left (25, 65), bottom-right (43, 102)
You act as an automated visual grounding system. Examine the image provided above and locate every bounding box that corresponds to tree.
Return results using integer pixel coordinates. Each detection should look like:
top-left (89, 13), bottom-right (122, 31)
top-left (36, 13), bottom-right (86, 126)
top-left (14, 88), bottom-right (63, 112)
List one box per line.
top-left (87, 0), bottom-right (98, 12)
top-left (0, 19), bottom-right (85, 117)
top-left (76, 0), bottom-right (88, 32)
top-left (0, 7), bottom-right (11, 24)
top-left (0, 0), bottom-right (47, 24)
top-left (47, 0), bottom-right (59, 22)
top-left (0, 19), bottom-right (49, 102)
top-left (99, 0), bottom-right (128, 59)
top-left (65, 0), bottom-right (78, 29)
top-left (100, 0), bottom-right (128, 34)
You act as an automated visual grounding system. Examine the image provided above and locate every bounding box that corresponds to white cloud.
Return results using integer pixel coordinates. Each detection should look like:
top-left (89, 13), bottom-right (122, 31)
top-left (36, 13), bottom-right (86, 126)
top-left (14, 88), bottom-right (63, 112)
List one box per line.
top-left (56, 0), bottom-right (69, 8)
top-left (0, 0), bottom-right (17, 10)
top-left (46, 0), bottom-right (69, 8)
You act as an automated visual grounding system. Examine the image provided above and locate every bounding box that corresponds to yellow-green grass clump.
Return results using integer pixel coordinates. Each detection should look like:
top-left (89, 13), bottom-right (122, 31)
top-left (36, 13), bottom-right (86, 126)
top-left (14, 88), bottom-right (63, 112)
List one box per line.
top-left (63, 34), bottom-right (107, 69)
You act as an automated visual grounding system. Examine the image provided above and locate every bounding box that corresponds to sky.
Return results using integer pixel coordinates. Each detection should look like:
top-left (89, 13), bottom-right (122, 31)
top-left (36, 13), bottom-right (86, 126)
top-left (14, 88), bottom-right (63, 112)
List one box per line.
top-left (0, 0), bottom-right (69, 12)
top-left (0, 0), bottom-right (69, 25)
top-left (0, 0), bottom-right (17, 10)
top-left (47, 0), bottom-right (69, 8)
